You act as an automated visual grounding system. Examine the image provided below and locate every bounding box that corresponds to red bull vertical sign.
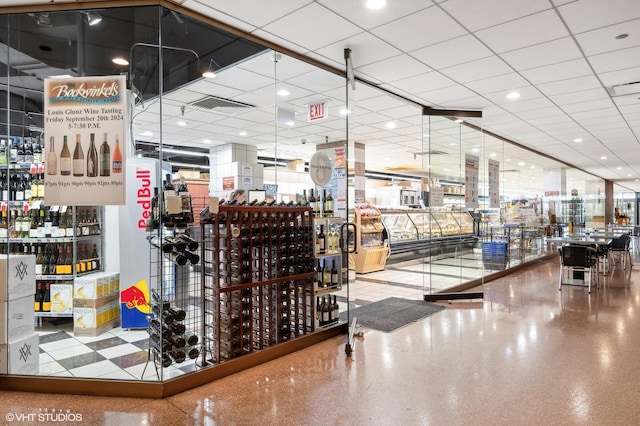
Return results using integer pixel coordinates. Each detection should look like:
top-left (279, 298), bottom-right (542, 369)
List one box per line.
top-left (43, 75), bottom-right (127, 206)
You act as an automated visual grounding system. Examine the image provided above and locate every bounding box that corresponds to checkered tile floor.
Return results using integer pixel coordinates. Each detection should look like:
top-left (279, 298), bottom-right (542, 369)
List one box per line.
top-left (36, 322), bottom-right (200, 381)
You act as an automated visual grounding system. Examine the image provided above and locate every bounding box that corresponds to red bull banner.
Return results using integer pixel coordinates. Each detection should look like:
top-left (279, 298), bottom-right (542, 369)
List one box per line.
top-left (121, 279), bottom-right (151, 328)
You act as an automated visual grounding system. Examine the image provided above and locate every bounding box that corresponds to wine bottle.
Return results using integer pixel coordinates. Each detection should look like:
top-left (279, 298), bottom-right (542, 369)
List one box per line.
top-left (112, 135), bottom-right (122, 173)
top-left (91, 243), bottom-right (100, 270)
top-left (308, 189), bottom-right (316, 213)
top-left (164, 235), bottom-right (187, 251)
top-left (46, 136), bottom-right (57, 175)
top-left (177, 233), bottom-right (199, 251)
top-left (169, 349), bottom-right (186, 363)
top-left (59, 135), bottom-right (71, 175)
top-left (325, 190), bottom-right (334, 216)
top-left (168, 335), bottom-right (186, 349)
top-left (99, 133), bottom-right (110, 176)
top-left (317, 224), bottom-right (326, 255)
top-left (316, 259), bottom-right (323, 288)
top-left (163, 173), bottom-right (175, 204)
top-left (0, 210), bottom-right (7, 238)
top-left (86, 133), bottom-right (98, 177)
top-left (165, 250), bottom-right (187, 266)
top-left (167, 307), bottom-right (186, 321)
top-left (34, 282), bottom-right (43, 312)
top-left (300, 189), bottom-right (308, 206)
top-left (315, 296), bottom-right (321, 328)
top-left (320, 296), bottom-right (330, 326)
top-left (330, 259), bottom-right (339, 288)
top-left (332, 295), bottom-right (339, 322)
top-left (72, 134), bottom-right (84, 177)
top-left (187, 347), bottom-right (199, 359)
top-left (182, 250), bottom-right (200, 264)
top-left (148, 235), bottom-right (174, 253)
top-left (149, 319), bottom-right (172, 339)
top-left (42, 282), bottom-right (51, 312)
top-left (322, 260), bottom-right (331, 288)
top-left (35, 245), bottom-right (43, 275)
top-left (149, 332), bottom-right (173, 353)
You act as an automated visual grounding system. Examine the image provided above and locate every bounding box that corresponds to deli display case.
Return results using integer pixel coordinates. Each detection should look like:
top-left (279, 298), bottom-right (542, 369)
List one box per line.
top-left (381, 208), bottom-right (477, 263)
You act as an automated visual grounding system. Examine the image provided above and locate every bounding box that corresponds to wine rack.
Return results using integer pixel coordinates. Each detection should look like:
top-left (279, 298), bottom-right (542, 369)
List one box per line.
top-left (201, 204), bottom-right (315, 363)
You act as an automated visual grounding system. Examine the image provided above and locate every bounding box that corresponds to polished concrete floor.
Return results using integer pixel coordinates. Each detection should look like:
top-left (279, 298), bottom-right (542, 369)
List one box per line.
top-left (3, 253), bottom-right (640, 425)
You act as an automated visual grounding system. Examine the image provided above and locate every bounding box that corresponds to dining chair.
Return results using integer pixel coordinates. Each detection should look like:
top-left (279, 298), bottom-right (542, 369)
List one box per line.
top-left (558, 244), bottom-right (598, 293)
top-left (611, 234), bottom-right (632, 271)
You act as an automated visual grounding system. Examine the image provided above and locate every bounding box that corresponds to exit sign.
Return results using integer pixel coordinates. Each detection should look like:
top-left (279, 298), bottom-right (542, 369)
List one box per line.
top-left (308, 101), bottom-right (328, 122)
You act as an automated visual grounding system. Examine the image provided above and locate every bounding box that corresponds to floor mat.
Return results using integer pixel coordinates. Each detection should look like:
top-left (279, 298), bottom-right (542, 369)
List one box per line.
top-left (342, 297), bottom-right (446, 333)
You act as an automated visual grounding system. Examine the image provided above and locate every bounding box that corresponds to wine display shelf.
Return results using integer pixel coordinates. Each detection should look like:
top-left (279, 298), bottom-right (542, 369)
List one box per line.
top-left (201, 204), bottom-right (316, 363)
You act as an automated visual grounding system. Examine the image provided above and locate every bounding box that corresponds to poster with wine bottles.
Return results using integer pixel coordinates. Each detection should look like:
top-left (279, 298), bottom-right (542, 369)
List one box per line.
top-left (43, 75), bottom-right (127, 205)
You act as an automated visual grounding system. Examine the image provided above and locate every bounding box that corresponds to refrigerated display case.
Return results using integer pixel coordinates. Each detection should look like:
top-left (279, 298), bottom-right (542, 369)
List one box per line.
top-left (380, 208), bottom-right (477, 263)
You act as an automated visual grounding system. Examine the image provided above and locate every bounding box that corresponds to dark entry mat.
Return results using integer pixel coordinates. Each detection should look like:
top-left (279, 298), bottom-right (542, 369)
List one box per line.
top-left (342, 297), bottom-right (446, 333)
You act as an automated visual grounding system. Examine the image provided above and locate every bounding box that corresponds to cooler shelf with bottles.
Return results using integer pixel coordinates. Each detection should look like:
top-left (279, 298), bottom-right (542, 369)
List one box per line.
top-left (312, 216), bottom-right (344, 329)
top-left (349, 204), bottom-right (389, 274)
top-left (0, 136), bottom-right (104, 319)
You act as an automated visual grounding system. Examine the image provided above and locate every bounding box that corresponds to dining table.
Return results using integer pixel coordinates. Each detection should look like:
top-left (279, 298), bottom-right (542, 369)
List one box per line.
top-left (548, 236), bottom-right (613, 276)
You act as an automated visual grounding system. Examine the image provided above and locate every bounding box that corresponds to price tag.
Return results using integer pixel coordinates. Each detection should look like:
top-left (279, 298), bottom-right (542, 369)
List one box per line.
top-left (32, 200), bottom-right (42, 210)
top-left (60, 205), bottom-right (68, 213)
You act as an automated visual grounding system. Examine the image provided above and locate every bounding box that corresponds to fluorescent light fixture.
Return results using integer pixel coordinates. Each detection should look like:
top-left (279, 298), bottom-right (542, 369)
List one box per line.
top-left (573, 138), bottom-right (583, 142)
top-left (81, 11), bottom-right (102, 26)
top-left (48, 74), bottom-right (73, 79)
top-left (276, 89), bottom-right (290, 97)
top-left (529, 165), bottom-right (535, 169)
top-left (112, 57), bottom-right (129, 66)
top-left (600, 156), bottom-right (607, 160)
top-left (158, 147), bottom-right (209, 157)
top-left (489, 153), bottom-right (497, 157)
top-left (443, 167), bottom-right (449, 171)
top-left (617, 167), bottom-right (623, 170)
top-left (517, 161), bottom-right (526, 166)
top-left (506, 91), bottom-right (520, 100)
top-left (385, 122), bottom-right (396, 129)
top-left (238, 131), bottom-right (248, 137)
top-left (454, 119), bottom-right (463, 123)
top-left (339, 108), bottom-right (351, 115)
top-left (168, 161), bottom-right (210, 170)
top-left (366, 0), bottom-right (386, 9)
top-left (472, 148), bottom-right (479, 153)
top-left (176, 120), bottom-right (188, 127)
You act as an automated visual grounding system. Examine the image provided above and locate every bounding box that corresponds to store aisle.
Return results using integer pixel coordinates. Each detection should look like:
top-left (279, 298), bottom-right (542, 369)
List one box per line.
top-left (3, 254), bottom-right (640, 424)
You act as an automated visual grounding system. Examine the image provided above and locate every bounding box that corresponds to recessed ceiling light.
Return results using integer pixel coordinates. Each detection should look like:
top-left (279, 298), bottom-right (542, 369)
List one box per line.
top-left (140, 131), bottom-right (153, 137)
top-left (365, 0), bottom-right (386, 10)
top-left (203, 139), bottom-right (212, 145)
top-left (384, 157), bottom-right (390, 161)
top-left (573, 138), bottom-right (583, 143)
top-left (423, 134), bottom-right (430, 138)
top-left (636, 179), bottom-right (639, 182)
top-left (506, 91), bottom-right (520, 100)
top-left (506, 158), bottom-right (512, 162)
top-left (530, 165), bottom-right (535, 169)
top-left (449, 142), bottom-right (457, 146)
top-left (202, 70), bottom-right (217, 79)
top-left (112, 57), bottom-right (129, 66)
top-left (176, 120), bottom-right (187, 127)
top-left (616, 166), bottom-right (623, 170)
top-left (238, 131), bottom-right (248, 137)
top-left (600, 156), bottom-right (607, 160)
top-left (472, 148), bottom-right (479, 153)
top-left (518, 161), bottom-right (525, 166)
top-left (277, 89), bottom-right (290, 97)
top-left (339, 108), bottom-right (351, 115)
top-left (385, 122), bottom-right (396, 129)
top-left (489, 153), bottom-right (497, 157)
top-left (628, 174), bottom-right (633, 177)
top-left (454, 119), bottom-right (463, 123)
top-left (615, 33), bottom-right (628, 40)
top-left (285, 120), bottom-right (295, 126)
top-left (443, 167), bottom-right (449, 171)
top-left (48, 74), bottom-right (73, 78)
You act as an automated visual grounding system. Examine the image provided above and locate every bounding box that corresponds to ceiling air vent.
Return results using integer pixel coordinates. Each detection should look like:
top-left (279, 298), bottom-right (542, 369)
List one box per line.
top-left (607, 81), bottom-right (640, 97)
top-left (190, 95), bottom-right (255, 116)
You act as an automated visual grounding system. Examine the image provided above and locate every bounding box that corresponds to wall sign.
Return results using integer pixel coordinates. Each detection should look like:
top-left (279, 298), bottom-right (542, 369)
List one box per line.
top-left (43, 75), bottom-right (127, 205)
top-left (308, 100), bottom-right (328, 122)
top-left (309, 152), bottom-right (332, 186)
top-left (222, 176), bottom-right (235, 190)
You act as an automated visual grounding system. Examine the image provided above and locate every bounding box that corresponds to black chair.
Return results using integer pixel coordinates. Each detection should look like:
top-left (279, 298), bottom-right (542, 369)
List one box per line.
top-left (611, 234), bottom-right (632, 270)
top-left (558, 244), bottom-right (598, 293)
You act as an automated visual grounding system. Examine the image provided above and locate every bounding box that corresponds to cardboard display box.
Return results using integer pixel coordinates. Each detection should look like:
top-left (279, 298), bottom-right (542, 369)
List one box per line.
top-left (50, 284), bottom-right (73, 314)
top-left (74, 272), bottom-right (120, 300)
top-left (73, 300), bottom-right (120, 337)
top-left (0, 255), bottom-right (36, 303)
top-left (0, 332), bottom-right (39, 375)
top-left (73, 292), bottom-right (118, 308)
top-left (0, 295), bottom-right (35, 344)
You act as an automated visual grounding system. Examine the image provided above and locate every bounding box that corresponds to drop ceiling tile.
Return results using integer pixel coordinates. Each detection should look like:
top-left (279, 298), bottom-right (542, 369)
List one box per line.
top-left (314, 32), bottom-right (402, 68)
top-left (357, 55), bottom-right (433, 83)
top-left (549, 88), bottom-right (609, 106)
top-left (598, 66), bottom-right (640, 87)
top-left (180, 1), bottom-right (257, 33)
top-left (440, 0), bottom-right (551, 32)
top-left (316, 0), bottom-right (433, 30)
top-left (588, 46), bottom-right (640, 74)
top-left (558, 0), bottom-right (640, 34)
top-left (262, 3), bottom-right (362, 51)
top-left (535, 75), bottom-right (602, 96)
top-left (251, 29), bottom-right (310, 54)
top-left (441, 56), bottom-right (513, 84)
top-left (435, 95), bottom-right (494, 110)
top-left (384, 72), bottom-right (457, 95)
top-left (520, 58), bottom-right (593, 84)
top-left (189, 0), bottom-right (311, 29)
top-left (575, 18), bottom-right (640, 57)
top-left (370, 6), bottom-right (467, 52)
top-left (418, 85), bottom-right (479, 105)
top-left (410, 35), bottom-right (493, 70)
top-left (560, 98), bottom-right (616, 114)
top-left (463, 73), bottom-right (531, 97)
top-left (475, 10), bottom-right (569, 54)
top-left (500, 97), bottom-right (556, 114)
top-left (483, 85), bottom-right (544, 105)
top-left (501, 37), bottom-right (583, 71)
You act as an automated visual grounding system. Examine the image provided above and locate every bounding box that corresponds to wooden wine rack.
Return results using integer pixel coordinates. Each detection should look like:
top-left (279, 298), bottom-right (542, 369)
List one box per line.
top-left (201, 204), bottom-right (315, 363)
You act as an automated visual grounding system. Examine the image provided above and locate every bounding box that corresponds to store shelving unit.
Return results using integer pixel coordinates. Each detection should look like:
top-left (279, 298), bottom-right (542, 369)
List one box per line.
top-left (200, 204), bottom-right (315, 364)
top-left (489, 225), bottom-right (522, 267)
top-left (349, 204), bottom-right (389, 273)
top-left (561, 197), bottom-right (584, 226)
